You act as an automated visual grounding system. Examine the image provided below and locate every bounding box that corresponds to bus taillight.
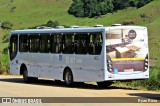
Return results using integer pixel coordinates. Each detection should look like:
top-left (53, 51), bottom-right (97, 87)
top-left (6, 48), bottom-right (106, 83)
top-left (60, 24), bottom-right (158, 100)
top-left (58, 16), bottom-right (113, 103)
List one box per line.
top-left (144, 54), bottom-right (149, 71)
top-left (107, 58), bottom-right (113, 72)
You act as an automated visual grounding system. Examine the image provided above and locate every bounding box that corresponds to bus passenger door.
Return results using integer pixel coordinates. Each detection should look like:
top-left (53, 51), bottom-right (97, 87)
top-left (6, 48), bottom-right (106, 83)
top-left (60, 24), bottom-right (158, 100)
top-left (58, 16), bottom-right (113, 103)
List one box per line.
top-left (10, 35), bottom-right (18, 75)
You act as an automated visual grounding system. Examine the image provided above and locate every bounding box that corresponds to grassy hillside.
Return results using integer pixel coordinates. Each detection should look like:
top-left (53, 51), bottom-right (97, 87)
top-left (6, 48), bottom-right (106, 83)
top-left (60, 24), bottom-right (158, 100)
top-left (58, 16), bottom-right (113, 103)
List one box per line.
top-left (0, 0), bottom-right (160, 89)
top-left (0, 0), bottom-right (160, 27)
top-left (0, 0), bottom-right (72, 28)
top-left (1, 0), bottom-right (159, 64)
top-left (0, 0), bottom-right (158, 28)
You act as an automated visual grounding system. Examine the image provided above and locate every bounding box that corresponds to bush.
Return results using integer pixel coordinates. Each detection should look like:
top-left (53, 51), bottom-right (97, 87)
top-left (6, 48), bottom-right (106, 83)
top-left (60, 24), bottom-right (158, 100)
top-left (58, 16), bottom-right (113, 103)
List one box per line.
top-left (145, 69), bottom-right (160, 90)
top-left (2, 34), bottom-right (10, 43)
top-left (122, 20), bottom-right (135, 25)
top-left (46, 20), bottom-right (59, 28)
top-left (0, 54), bottom-right (9, 74)
top-left (3, 47), bottom-right (9, 54)
top-left (117, 68), bottom-right (160, 90)
top-left (1, 21), bottom-right (13, 29)
top-left (28, 20), bottom-right (60, 29)
top-left (140, 13), bottom-right (149, 18)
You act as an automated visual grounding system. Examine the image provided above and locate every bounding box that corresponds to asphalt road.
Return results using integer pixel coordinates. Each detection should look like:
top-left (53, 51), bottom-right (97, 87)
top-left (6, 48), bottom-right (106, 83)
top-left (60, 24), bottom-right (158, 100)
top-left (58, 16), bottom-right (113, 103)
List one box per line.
top-left (0, 75), bottom-right (159, 106)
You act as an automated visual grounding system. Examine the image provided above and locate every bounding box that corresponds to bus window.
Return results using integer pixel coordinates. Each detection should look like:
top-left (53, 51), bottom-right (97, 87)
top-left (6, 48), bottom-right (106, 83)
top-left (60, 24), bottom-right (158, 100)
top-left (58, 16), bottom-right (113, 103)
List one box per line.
top-left (39, 34), bottom-right (50, 53)
top-left (29, 34), bottom-right (39, 53)
top-left (10, 35), bottom-right (18, 60)
top-left (62, 33), bottom-right (74, 54)
top-left (88, 33), bottom-right (102, 55)
top-left (51, 34), bottom-right (62, 53)
top-left (75, 33), bottom-right (88, 54)
top-left (19, 34), bottom-right (29, 52)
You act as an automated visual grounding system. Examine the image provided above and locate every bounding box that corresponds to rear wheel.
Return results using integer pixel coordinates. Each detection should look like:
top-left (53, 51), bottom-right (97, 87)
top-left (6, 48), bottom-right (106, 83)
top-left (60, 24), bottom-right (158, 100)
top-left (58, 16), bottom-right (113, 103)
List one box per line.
top-left (97, 81), bottom-right (113, 88)
top-left (64, 69), bottom-right (74, 87)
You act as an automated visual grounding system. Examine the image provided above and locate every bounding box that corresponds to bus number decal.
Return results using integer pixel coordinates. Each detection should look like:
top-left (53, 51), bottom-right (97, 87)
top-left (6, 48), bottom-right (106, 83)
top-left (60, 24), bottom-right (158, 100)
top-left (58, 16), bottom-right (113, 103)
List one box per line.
top-left (66, 57), bottom-right (82, 64)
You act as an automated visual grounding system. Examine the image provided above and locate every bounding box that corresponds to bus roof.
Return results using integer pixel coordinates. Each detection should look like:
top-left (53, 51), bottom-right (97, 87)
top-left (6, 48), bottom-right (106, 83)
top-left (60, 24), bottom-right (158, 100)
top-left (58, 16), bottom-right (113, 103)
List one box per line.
top-left (10, 27), bottom-right (105, 35)
top-left (10, 26), bottom-right (147, 35)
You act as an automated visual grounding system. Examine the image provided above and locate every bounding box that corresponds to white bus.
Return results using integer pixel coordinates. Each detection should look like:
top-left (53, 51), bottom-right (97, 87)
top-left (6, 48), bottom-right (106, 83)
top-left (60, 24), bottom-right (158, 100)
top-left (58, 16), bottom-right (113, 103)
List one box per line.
top-left (9, 25), bottom-right (149, 87)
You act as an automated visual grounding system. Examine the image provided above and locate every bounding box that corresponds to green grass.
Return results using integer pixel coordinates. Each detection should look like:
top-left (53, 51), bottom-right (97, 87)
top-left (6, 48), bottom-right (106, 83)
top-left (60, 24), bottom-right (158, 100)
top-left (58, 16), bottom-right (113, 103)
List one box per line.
top-left (114, 67), bottom-right (160, 91)
top-left (0, 0), bottom-right (159, 29)
top-left (0, 54), bottom-right (9, 74)
top-left (0, 0), bottom-right (160, 90)
top-left (0, 0), bottom-right (158, 28)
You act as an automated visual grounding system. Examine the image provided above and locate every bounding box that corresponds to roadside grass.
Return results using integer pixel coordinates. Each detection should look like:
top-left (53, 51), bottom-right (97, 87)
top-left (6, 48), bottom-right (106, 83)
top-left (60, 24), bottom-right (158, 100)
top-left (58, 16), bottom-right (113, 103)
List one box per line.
top-left (0, 54), bottom-right (9, 74)
top-left (113, 67), bottom-right (160, 91)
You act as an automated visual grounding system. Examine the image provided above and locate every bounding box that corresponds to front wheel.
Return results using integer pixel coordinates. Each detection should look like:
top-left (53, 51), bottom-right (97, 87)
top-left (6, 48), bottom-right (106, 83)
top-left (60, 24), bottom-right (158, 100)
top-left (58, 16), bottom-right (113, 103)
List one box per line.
top-left (64, 69), bottom-right (74, 87)
top-left (23, 67), bottom-right (31, 83)
top-left (97, 81), bottom-right (113, 88)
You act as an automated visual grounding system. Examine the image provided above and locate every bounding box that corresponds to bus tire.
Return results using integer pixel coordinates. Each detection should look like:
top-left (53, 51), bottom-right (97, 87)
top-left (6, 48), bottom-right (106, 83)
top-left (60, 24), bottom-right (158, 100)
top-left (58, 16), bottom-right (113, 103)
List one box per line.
top-left (23, 67), bottom-right (31, 83)
top-left (97, 81), bottom-right (113, 88)
top-left (64, 69), bottom-right (74, 87)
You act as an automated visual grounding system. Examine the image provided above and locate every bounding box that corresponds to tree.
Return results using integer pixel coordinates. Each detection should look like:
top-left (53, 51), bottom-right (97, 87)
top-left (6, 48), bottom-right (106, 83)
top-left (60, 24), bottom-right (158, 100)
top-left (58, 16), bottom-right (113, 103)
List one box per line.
top-left (99, 0), bottom-right (113, 15)
top-left (129, 0), bottom-right (138, 7)
top-left (68, 0), bottom-right (84, 17)
top-left (68, 0), bottom-right (153, 17)
top-left (83, 0), bottom-right (100, 17)
top-left (137, 0), bottom-right (145, 8)
top-left (68, 0), bottom-right (113, 18)
top-left (112, 0), bottom-right (131, 11)
top-left (136, 0), bottom-right (153, 8)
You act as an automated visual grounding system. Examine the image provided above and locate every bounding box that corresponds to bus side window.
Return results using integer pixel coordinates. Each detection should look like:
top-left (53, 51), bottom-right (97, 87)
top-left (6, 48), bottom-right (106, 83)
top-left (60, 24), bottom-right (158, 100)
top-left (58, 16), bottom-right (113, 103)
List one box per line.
top-left (29, 34), bottom-right (39, 53)
top-left (10, 35), bottom-right (18, 60)
top-left (62, 33), bottom-right (74, 54)
top-left (19, 34), bottom-right (29, 52)
top-left (51, 34), bottom-right (62, 53)
top-left (89, 33), bottom-right (102, 55)
top-left (75, 33), bottom-right (88, 54)
top-left (39, 34), bottom-right (50, 53)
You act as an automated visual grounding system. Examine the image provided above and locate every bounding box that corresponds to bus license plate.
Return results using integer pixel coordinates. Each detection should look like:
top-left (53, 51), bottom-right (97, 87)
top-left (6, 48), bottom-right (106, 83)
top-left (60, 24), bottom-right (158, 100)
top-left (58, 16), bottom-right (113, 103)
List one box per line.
top-left (124, 69), bottom-right (133, 72)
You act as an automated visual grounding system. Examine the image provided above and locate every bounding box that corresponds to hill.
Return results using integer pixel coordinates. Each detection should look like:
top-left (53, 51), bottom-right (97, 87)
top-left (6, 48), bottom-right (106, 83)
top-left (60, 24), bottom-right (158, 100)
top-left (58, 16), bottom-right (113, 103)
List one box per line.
top-left (1, 0), bottom-right (160, 64)
top-left (0, 0), bottom-right (160, 89)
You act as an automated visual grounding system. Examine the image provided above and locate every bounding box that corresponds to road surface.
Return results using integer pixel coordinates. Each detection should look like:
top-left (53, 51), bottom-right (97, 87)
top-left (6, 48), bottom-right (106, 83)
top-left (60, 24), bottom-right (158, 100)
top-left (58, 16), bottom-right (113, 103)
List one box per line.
top-left (0, 75), bottom-right (159, 106)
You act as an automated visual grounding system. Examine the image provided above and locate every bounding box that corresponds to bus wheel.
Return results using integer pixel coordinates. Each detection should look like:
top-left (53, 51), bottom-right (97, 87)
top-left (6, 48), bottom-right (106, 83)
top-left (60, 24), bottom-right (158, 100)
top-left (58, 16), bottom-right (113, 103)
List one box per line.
top-left (23, 67), bottom-right (31, 83)
top-left (97, 81), bottom-right (113, 88)
top-left (64, 69), bottom-right (74, 87)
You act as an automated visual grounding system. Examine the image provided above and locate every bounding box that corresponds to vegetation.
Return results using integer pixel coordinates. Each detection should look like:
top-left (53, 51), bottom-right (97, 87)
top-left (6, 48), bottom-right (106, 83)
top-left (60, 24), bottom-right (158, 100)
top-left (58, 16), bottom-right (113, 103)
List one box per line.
top-left (68, 0), bottom-right (113, 17)
top-left (112, 0), bottom-right (153, 10)
top-left (0, 54), bottom-right (9, 74)
top-left (68, 0), bottom-right (153, 17)
top-left (28, 20), bottom-right (60, 29)
top-left (0, 21), bottom-right (13, 29)
top-left (114, 67), bottom-right (160, 90)
top-left (2, 34), bottom-right (10, 43)
top-left (0, 0), bottom-right (159, 90)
